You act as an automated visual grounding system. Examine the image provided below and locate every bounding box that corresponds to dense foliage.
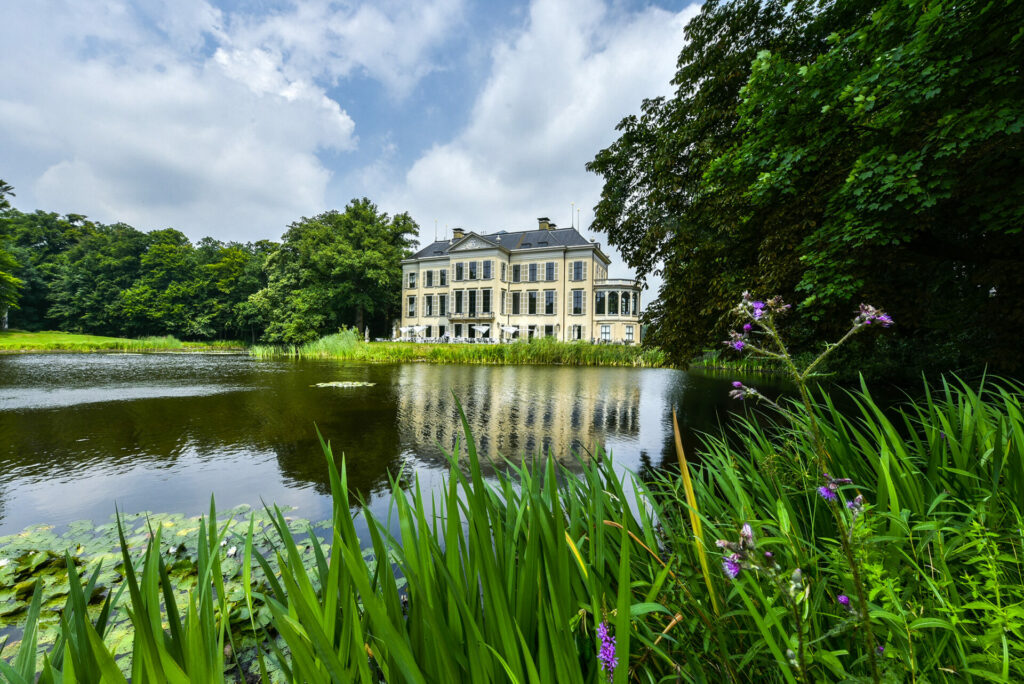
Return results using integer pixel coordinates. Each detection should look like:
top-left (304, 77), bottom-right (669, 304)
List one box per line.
top-left (3, 377), bottom-right (1021, 681)
top-left (588, 0), bottom-right (1024, 377)
top-left (0, 192), bottom-right (416, 342)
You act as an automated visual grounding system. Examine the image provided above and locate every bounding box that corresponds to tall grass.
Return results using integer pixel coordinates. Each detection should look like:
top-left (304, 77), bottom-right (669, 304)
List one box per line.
top-left (251, 329), bottom-right (668, 367)
top-left (3, 378), bottom-right (1023, 681)
top-left (0, 330), bottom-right (245, 352)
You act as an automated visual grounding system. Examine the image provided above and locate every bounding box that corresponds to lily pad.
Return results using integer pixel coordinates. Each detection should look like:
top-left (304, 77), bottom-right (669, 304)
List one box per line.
top-left (311, 381), bottom-right (376, 388)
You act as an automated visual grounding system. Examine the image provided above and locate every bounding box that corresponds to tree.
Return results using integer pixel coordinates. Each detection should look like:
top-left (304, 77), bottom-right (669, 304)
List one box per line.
top-left (254, 199), bottom-right (417, 344)
top-left (586, 0), bottom-right (861, 362)
top-left (704, 0), bottom-right (1024, 372)
top-left (589, 0), bottom-right (1024, 375)
top-left (0, 179), bottom-right (24, 329)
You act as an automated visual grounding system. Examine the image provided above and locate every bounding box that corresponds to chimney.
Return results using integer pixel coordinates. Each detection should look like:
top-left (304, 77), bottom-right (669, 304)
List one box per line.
top-left (537, 217), bottom-right (550, 231)
top-left (452, 227), bottom-right (465, 240)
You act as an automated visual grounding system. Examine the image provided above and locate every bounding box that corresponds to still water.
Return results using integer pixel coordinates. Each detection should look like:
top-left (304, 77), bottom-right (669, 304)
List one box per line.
top-left (0, 353), bottom-right (768, 535)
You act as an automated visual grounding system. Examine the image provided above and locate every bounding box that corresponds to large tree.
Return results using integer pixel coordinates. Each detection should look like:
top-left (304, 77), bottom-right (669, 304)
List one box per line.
top-left (254, 198), bottom-right (417, 344)
top-left (587, 0), bottom-right (865, 361)
top-left (0, 180), bottom-right (24, 330)
top-left (588, 0), bottom-right (1023, 375)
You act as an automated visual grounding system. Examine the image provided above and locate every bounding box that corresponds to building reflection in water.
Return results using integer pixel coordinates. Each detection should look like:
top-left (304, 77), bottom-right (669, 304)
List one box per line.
top-left (394, 364), bottom-right (644, 472)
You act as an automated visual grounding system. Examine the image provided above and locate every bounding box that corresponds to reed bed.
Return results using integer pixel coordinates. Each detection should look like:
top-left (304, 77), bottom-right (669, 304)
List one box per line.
top-left (251, 330), bottom-right (668, 367)
top-left (2, 377), bottom-right (1023, 682)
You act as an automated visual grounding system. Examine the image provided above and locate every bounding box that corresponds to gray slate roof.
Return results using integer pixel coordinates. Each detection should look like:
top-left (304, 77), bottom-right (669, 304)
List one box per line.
top-left (411, 227), bottom-right (593, 260)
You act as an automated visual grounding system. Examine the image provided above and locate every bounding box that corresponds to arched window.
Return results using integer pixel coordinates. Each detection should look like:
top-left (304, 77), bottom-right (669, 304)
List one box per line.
top-left (621, 292), bottom-right (630, 315)
top-left (608, 292), bottom-right (619, 315)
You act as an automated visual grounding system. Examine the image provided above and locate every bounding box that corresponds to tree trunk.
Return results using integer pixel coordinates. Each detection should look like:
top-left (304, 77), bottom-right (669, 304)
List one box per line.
top-left (356, 306), bottom-right (364, 336)
top-left (1, 305), bottom-right (7, 330)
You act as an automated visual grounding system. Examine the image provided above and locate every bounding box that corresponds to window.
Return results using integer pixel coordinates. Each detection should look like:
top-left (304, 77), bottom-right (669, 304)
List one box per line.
top-left (469, 261), bottom-right (478, 280)
top-left (425, 270), bottom-right (434, 287)
top-left (440, 269), bottom-right (448, 286)
top-left (455, 263), bottom-right (464, 280)
top-left (407, 296), bottom-right (416, 317)
top-left (512, 292), bottom-right (521, 315)
top-left (608, 292), bottom-right (619, 315)
top-left (621, 291), bottom-right (630, 316)
top-left (633, 292), bottom-right (638, 313)
top-left (425, 295), bottom-right (433, 316)
top-left (595, 291), bottom-right (606, 315)
top-left (455, 291), bottom-right (464, 314)
top-left (544, 325), bottom-right (554, 338)
top-left (407, 272), bottom-right (416, 288)
top-left (513, 264), bottom-right (521, 282)
top-left (545, 262), bottom-right (555, 281)
top-left (483, 261), bottom-right (492, 279)
top-left (501, 290), bottom-right (506, 314)
top-left (454, 324), bottom-right (463, 337)
top-left (501, 263), bottom-right (507, 281)
top-left (572, 260), bottom-right (585, 281)
top-left (438, 325), bottom-right (446, 338)
top-left (571, 325), bottom-right (583, 340)
top-left (468, 290), bottom-right (477, 314)
top-left (528, 263), bottom-right (538, 282)
top-left (601, 325), bottom-right (611, 342)
top-left (425, 325), bottom-right (432, 338)
top-left (572, 290), bottom-right (584, 315)
top-left (626, 326), bottom-right (634, 343)
top-left (528, 291), bottom-right (538, 315)
top-left (544, 290), bottom-right (556, 315)
top-left (439, 294), bottom-right (448, 316)
top-left (482, 289), bottom-right (492, 314)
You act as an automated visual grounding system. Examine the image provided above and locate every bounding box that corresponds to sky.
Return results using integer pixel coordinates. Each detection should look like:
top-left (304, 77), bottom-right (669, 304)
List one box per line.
top-left (0, 0), bottom-right (701, 288)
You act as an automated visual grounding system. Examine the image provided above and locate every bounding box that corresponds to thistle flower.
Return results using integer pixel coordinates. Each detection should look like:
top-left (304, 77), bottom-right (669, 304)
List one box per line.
top-left (743, 323), bottom-right (752, 332)
top-left (817, 486), bottom-right (837, 501)
top-left (854, 304), bottom-right (894, 328)
top-left (739, 523), bottom-right (756, 551)
top-left (723, 554), bottom-right (742, 579)
top-left (837, 594), bottom-right (850, 607)
top-left (596, 622), bottom-right (618, 679)
top-left (876, 645), bottom-right (885, 656)
top-left (732, 340), bottom-right (745, 351)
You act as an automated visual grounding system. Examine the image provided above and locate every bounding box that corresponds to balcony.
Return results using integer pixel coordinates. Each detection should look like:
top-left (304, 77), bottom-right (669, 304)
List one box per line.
top-left (594, 278), bottom-right (640, 289)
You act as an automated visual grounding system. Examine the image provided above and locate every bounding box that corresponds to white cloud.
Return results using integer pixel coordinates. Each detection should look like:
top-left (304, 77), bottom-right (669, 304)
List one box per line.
top-left (224, 0), bottom-right (465, 98)
top-left (0, 0), bottom-right (460, 241)
top-left (388, 0), bottom-right (699, 285)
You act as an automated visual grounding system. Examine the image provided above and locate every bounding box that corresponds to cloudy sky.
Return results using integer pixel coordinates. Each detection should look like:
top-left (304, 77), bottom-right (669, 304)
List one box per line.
top-left (1, 0), bottom-right (699, 284)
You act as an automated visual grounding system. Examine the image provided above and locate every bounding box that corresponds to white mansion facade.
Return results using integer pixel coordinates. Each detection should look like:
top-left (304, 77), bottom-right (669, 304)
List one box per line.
top-left (399, 218), bottom-right (642, 344)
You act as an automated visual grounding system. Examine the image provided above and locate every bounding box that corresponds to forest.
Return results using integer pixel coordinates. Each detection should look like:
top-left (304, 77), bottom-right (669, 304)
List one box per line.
top-left (0, 186), bottom-right (416, 343)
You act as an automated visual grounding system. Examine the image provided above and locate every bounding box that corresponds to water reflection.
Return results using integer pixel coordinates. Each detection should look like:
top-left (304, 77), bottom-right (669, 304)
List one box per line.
top-left (0, 354), bottom-right (786, 535)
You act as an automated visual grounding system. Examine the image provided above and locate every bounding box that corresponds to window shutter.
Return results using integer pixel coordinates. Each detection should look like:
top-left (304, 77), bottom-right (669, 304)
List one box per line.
top-left (553, 291), bottom-right (557, 314)
top-left (582, 294), bottom-right (586, 315)
top-left (582, 262), bottom-right (587, 280)
top-left (553, 262), bottom-right (558, 281)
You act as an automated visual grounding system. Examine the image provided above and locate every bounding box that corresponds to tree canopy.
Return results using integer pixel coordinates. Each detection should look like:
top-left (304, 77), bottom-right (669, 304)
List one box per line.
top-left (588, 0), bottom-right (1024, 376)
top-left (0, 193), bottom-right (416, 342)
top-left (255, 198), bottom-right (418, 344)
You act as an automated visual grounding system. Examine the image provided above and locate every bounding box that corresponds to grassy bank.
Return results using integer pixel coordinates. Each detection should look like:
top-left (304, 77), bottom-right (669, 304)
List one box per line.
top-left (2, 377), bottom-right (1022, 682)
top-left (0, 330), bottom-right (245, 352)
top-left (251, 330), bottom-right (669, 367)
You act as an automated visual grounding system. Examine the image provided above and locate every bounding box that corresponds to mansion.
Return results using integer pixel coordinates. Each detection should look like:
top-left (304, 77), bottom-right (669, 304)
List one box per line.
top-left (399, 218), bottom-right (642, 344)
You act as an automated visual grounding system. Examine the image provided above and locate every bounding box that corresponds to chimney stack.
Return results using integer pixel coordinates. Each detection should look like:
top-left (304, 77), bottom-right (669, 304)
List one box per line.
top-left (538, 217), bottom-right (552, 230)
top-left (452, 227), bottom-right (465, 240)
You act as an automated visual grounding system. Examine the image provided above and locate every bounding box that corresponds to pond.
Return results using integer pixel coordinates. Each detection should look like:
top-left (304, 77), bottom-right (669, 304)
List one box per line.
top-left (0, 353), bottom-right (779, 535)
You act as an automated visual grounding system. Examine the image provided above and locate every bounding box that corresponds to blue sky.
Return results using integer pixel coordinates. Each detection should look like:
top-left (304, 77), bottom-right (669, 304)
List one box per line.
top-left (1, 0), bottom-right (700, 285)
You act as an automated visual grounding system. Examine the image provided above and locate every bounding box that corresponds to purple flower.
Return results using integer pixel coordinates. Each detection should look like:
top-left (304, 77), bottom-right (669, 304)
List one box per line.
top-left (854, 304), bottom-right (894, 329)
top-left (837, 594), bottom-right (850, 607)
top-left (752, 301), bottom-right (765, 319)
top-left (732, 340), bottom-right (745, 351)
top-left (732, 381), bottom-right (743, 388)
top-left (875, 314), bottom-right (893, 327)
top-left (739, 523), bottom-right (755, 550)
top-left (817, 486), bottom-right (837, 501)
top-left (742, 323), bottom-right (752, 332)
top-left (722, 554), bottom-right (742, 579)
top-left (846, 494), bottom-right (865, 513)
top-left (597, 622), bottom-right (618, 678)
top-left (763, 551), bottom-right (773, 560)
top-left (876, 645), bottom-right (885, 656)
